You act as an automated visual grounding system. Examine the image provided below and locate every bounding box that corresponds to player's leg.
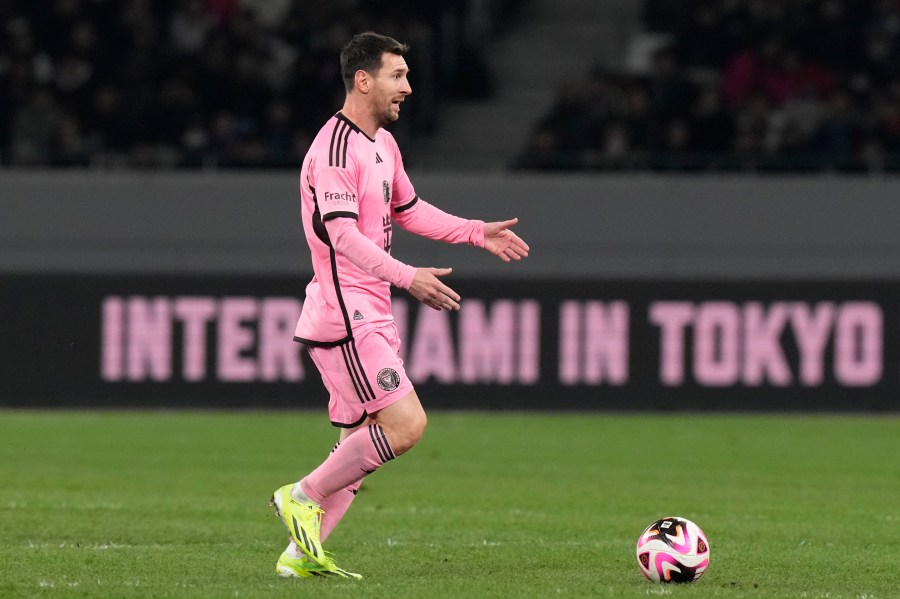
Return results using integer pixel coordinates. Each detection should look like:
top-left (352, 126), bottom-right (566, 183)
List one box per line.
top-left (298, 323), bottom-right (418, 503)
top-left (368, 388), bottom-right (427, 456)
top-left (276, 390), bottom-right (426, 579)
top-left (278, 423), bottom-right (370, 578)
top-left (298, 389), bottom-right (424, 502)
top-left (318, 421), bottom-right (371, 541)
top-left (313, 391), bottom-right (428, 537)
top-left (271, 345), bottom-right (367, 574)
top-left (289, 386), bottom-right (427, 546)
top-left (273, 323), bottom-right (414, 574)
top-left (277, 427), bottom-right (370, 579)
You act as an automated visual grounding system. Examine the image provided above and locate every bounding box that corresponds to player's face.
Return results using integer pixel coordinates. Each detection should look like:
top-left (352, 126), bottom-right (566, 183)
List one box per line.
top-left (370, 52), bottom-right (411, 125)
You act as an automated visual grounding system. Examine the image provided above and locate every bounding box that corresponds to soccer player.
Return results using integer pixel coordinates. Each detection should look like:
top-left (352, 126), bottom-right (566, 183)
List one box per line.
top-left (269, 31), bottom-right (529, 579)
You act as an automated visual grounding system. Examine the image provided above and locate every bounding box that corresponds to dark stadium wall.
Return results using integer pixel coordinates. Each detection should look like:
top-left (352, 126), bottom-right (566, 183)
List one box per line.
top-left (2, 171), bottom-right (899, 279)
top-left (3, 274), bottom-right (898, 411)
top-left (2, 172), bottom-right (899, 411)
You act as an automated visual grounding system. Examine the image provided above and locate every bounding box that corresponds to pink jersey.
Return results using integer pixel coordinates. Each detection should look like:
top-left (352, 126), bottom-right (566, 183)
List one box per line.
top-left (294, 112), bottom-right (484, 346)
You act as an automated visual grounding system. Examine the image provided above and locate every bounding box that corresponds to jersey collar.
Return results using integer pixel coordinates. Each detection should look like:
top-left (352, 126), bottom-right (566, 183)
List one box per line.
top-left (336, 112), bottom-right (376, 142)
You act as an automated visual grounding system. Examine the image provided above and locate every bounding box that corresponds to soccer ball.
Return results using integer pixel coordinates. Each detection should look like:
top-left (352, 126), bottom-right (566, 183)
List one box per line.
top-left (636, 516), bottom-right (710, 583)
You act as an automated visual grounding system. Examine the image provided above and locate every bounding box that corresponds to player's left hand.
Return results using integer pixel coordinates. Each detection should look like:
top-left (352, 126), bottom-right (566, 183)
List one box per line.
top-left (483, 218), bottom-right (529, 262)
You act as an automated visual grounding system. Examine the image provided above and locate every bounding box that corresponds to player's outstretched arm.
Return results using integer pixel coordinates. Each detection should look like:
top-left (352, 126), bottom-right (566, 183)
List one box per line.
top-left (483, 218), bottom-right (530, 262)
top-left (408, 267), bottom-right (461, 311)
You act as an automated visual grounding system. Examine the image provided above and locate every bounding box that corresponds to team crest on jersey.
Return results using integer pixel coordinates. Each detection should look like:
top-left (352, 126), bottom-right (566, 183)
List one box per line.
top-left (376, 368), bottom-right (400, 391)
top-left (382, 180), bottom-right (390, 204)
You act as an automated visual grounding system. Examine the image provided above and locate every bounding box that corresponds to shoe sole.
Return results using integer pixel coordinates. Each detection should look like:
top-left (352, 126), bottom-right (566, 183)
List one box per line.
top-left (276, 562), bottom-right (361, 579)
top-left (276, 564), bottom-right (316, 578)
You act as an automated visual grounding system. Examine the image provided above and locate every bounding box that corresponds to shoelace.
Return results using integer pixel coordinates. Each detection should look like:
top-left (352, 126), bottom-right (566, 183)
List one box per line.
top-left (310, 506), bottom-right (324, 536)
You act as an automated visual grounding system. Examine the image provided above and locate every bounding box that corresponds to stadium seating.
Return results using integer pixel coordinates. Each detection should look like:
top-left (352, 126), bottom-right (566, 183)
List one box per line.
top-left (514, 0), bottom-right (900, 172)
top-left (0, 0), bottom-right (518, 168)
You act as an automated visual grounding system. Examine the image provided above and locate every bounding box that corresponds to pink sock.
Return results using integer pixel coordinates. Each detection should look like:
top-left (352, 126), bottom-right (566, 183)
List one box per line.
top-left (301, 424), bottom-right (395, 503)
top-left (320, 481), bottom-right (361, 542)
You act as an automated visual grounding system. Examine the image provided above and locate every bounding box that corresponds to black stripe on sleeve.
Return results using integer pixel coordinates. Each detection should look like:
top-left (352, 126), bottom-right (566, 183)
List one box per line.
top-left (335, 121), bottom-right (349, 166)
top-left (328, 120), bottom-right (343, 167)
top-left (322, 211), bottom-right (359, 221)
top-left (332, 121), bottom-right (349, 166)
top-left (393, 195), bottom-right (419, 213)
top-left (309, 184), bottom-right (333, 247)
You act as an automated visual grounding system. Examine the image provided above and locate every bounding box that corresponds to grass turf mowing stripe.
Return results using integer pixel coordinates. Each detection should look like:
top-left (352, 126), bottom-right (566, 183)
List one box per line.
top-left (0, 410), bottom-right (897, 598)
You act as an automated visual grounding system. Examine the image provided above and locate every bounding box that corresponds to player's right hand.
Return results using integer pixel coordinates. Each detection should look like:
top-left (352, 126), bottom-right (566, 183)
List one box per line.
top-left (408, 267), bottom-right (461, 311)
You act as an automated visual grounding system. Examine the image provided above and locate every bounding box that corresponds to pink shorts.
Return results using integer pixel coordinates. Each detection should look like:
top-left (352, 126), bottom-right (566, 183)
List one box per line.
top-left (307, 322), bottom-right (414, 428)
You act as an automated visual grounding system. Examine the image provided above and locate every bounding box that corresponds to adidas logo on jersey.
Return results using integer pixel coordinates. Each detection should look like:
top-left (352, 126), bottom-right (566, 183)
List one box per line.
top-left (353, 310), bottom-right (364, 320)
top-left (375, 152), bottom-right (383, 164)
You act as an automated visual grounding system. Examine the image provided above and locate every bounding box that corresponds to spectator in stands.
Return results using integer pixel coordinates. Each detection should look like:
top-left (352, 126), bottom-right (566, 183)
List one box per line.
top-left (518, 0), bottom-right (900, 173)
top-left (0, 0), bottom-right (508, 168)
top-left (688, 82), bottom-right (732, 154)
top-left (10, 88), bottom-right (63, 165)
top-left (648, 47), bottom-right (695, 122)
top-left (538, 81), bottom-right (592, 161)
top-left (813, 89), bottom-right (863, 167)
top-left (57, 112), bottom-right (90, 166)
top-left (513, 128), bottom-right (570, 170)
top-left (623, 85), bottom-right (657, 159)
top-left (876, 81), bottom-right (900, 153)
top-left (674, 3), bottom-right (735, 70)
top-left (89, 83), bottom-right (131, 156)
top-left (169, 0), bottom-right (215, 57)
top-left (262, 98), bottom-right (297, 167)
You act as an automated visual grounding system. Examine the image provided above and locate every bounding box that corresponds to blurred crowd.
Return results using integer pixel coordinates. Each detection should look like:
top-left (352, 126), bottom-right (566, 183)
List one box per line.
top-left (515, 0), bottom-right (900, 172)
top-left (0, 0), bottom-right (514, 168)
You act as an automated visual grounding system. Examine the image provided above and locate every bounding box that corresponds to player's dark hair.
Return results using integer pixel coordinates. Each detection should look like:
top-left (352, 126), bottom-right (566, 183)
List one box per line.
top-left (340, 32), bottom-right (408, 92)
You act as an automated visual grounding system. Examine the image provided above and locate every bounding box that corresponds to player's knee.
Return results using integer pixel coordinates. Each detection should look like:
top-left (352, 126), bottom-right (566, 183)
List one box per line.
top-left (391, 410), bottom-right (427, 456)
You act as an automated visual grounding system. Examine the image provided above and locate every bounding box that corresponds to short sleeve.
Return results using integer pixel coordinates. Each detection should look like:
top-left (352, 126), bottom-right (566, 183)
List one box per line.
top-left (316, 160), bottom-right (360, 221)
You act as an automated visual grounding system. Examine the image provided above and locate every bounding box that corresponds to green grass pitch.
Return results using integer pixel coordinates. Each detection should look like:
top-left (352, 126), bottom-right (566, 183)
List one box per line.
top-left (1, 410), bottom-right (898, 598)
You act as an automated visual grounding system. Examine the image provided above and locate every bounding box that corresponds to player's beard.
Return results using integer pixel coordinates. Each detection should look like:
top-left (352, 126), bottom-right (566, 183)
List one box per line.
top-left (379, 104), bottom-right (399, 127)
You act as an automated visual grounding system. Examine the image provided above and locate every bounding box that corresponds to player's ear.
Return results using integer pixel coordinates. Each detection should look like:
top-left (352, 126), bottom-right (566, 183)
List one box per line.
top-left (355, 70), bottom-right (370, 94)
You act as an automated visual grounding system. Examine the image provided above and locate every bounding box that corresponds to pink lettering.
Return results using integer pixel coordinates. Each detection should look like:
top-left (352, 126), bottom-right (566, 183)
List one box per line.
top-left (408, 308), bottom-right (456, 383)
top-left (126, 297), bottom-right (172, 381)
top-left (583, 301), bottom-right (629, 385)
top-left (101, 297), bottom-right (124, 381)
top-left (694, 302), bottom-right (740, 386)
top-left (259, 298), bottom-right (304, 382)
top-left (459, 300), bottom-right (515, 383)
top-left (518, 300), bottom-right (540, 384)
top-left (743, 302), bottom-right (791, 386)
top-left (174, 297), bottom-right (216, 381)
top-left (558, 301), bottom-right (581, 385)
top-left (790, 302), bottom-right (834, 386)
top-left (217, 298), bottom-right (257, 382)
top-left (650, 302), bottom-right (694, 386)
top-left (834, 302), bottom-right (882, 386)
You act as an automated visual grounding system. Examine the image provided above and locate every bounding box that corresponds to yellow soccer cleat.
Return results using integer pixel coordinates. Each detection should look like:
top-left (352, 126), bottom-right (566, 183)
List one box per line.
top-left (276, 550), bottom-right (363, 580)
top-left (270, 484), bottom-right (332, 569)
